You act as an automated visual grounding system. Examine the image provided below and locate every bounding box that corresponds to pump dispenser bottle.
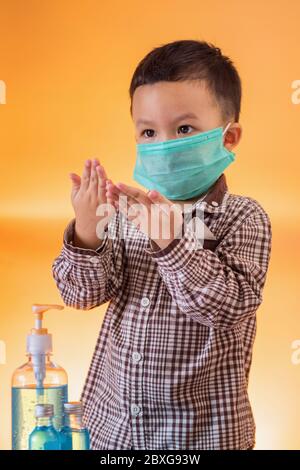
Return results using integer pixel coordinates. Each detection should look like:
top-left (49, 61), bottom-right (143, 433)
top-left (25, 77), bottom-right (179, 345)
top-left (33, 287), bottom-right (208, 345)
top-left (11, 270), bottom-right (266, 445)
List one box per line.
top-left (11, 304), bottom-right (68, 450)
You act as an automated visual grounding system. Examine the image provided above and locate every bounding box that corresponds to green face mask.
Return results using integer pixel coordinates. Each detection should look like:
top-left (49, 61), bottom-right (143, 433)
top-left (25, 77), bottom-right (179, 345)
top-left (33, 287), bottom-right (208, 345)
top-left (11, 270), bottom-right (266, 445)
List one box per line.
top-left (133, 122), bottom-right (235, 200)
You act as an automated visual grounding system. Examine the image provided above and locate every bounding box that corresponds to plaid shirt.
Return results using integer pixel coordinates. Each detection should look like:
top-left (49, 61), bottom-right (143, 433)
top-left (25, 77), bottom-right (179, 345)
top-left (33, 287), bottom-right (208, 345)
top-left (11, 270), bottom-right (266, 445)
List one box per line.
top-left (52, 173), bottom-right (272, 450)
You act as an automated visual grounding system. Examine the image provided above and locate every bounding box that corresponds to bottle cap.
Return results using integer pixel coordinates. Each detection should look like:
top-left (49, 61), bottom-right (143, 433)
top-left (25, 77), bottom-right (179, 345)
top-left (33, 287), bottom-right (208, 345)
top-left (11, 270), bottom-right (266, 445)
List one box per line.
top-left (64, 401), bottom-right (83, 416)
top-left (35, 403), bottom-right (54, 418)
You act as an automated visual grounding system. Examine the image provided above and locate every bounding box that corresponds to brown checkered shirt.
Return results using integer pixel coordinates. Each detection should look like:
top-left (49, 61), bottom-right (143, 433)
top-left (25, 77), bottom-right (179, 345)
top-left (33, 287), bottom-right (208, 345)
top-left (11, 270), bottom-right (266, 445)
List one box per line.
top-left (52, 173), bottom-right (272, 450)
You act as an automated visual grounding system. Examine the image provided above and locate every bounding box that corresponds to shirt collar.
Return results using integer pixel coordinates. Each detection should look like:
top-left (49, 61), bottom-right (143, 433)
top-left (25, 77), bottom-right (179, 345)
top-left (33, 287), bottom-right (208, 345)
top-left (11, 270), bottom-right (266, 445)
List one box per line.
top-left (184, 173), bottom-right (229, 215)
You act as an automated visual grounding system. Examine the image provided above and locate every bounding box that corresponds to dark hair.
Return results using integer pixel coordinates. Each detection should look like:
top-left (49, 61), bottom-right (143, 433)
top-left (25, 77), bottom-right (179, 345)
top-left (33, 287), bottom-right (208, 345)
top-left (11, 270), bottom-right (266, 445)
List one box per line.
top-left (129, 39), bottom-right (242, 122)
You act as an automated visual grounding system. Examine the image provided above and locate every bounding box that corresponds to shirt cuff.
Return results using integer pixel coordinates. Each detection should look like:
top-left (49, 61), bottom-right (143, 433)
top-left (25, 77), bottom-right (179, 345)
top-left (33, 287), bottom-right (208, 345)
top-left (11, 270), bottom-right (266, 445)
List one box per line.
top-left (62, 218), bottom-right (110, 264)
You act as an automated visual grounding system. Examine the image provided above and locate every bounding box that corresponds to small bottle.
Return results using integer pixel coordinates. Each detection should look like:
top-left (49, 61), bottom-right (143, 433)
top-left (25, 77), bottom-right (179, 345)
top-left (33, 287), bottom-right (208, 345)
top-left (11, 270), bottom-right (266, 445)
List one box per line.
top-left (60, 402), bottom-right (90, 450)
top-left (29, 403), bottom-right (61, 450)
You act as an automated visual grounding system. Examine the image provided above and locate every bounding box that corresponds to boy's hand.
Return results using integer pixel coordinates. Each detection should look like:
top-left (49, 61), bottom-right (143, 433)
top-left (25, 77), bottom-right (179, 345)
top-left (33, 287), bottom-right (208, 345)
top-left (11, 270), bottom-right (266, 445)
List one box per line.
top-left (106, 181), bottom-right (184, 251)
top-left (69, 158), bottom-right (115, 249)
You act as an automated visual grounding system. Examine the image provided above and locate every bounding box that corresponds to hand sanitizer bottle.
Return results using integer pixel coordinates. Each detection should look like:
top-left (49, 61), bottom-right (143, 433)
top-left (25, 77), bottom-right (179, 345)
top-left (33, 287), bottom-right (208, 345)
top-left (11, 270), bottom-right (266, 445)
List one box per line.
top-left (29, 403), bottom-right (61, 450)
top-left (60, 402), bottom-right (90, 450)
top-left (12, 304), bottom-right (68, 449)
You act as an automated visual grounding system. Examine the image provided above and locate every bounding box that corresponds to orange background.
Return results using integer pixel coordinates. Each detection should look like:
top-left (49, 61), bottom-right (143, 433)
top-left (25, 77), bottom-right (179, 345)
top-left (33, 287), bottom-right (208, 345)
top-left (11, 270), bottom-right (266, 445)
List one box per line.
top-left (1, 0), bottom-right (300, 450)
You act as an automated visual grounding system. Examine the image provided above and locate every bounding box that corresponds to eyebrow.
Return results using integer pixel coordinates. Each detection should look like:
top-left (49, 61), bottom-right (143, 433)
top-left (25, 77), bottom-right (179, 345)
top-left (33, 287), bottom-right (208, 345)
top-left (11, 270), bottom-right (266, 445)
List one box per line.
top-left (136, 112), bottom-right (199, 127)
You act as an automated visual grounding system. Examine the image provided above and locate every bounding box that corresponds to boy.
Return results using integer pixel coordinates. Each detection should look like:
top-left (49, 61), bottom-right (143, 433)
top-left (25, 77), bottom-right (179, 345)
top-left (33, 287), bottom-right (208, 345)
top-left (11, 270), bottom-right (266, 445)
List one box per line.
top-left (52, 40), bottom-right (272, 450)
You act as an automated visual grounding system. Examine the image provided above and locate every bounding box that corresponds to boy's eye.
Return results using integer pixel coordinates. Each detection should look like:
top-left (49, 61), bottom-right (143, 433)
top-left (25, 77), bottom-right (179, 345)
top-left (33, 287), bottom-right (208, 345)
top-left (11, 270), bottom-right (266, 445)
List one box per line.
top-left (141, 125), bottom-right (194, 139)
top-left (178, 125), bottom-right (193, 134)
top-left (142, 129), bottom-right (155, 138)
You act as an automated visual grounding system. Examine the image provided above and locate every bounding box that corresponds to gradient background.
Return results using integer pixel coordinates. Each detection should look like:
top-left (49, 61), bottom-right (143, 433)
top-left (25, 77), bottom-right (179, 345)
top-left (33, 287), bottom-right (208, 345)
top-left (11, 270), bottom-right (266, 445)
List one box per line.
top-left (1, 0), bottom-right (300, 450)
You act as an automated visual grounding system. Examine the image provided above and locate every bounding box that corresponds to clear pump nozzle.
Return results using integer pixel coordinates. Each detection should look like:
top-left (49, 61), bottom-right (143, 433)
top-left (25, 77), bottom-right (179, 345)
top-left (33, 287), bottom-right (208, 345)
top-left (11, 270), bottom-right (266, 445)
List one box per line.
top-left (27, 304), bottom-right (64, 390)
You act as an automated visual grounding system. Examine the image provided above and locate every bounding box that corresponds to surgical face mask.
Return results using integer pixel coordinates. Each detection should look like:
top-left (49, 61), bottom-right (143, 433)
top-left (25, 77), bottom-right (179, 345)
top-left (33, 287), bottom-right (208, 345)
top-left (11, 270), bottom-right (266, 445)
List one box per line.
top-left (133, 121), bottom-right (235, 200)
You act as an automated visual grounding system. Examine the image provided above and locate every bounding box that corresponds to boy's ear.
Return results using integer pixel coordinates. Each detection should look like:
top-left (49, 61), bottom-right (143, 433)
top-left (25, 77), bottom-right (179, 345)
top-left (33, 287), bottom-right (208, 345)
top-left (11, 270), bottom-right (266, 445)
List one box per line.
top-left (224, 123), bottom-right (242, 151)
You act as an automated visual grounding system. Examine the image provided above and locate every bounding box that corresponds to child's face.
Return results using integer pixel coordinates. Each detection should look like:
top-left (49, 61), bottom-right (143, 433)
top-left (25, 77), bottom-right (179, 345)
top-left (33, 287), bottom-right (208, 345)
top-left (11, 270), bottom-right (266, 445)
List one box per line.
top-left (132, 79), bottom-right (241, 152)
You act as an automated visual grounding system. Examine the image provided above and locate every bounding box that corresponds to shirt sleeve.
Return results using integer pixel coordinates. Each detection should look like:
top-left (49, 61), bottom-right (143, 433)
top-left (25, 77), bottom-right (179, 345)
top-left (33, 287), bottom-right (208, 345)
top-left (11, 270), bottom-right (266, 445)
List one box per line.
top-left (143, 206), bottom-right (272, 330)
top-left (51, 211), bottom-right (125, 310)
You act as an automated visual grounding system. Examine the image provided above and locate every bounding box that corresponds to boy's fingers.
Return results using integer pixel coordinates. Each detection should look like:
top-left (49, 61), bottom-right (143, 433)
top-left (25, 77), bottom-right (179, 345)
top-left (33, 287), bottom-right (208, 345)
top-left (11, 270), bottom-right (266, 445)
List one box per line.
top-left (106, 180), bottom-right (119, 201)
top-left (105, 179), bottom-right (116, 207)
top-left (69, 173), bottom-right (81, 190)
top-left (96, 162), bottom-right (107, 180)
top-left (97, 165), bottom-right (107, 201)
top-left (107, 182), bottom-right (144, 212)
top-left (69, 174), bottom-right (81, 201)
top-left (81, 159), bottom-right (91, 191)
top-left (116, 182), bottom-right (149, 206)
top-left (88, 159), bottom-right (99, 191)
top-left (106, 181), bottom-right (121, 198)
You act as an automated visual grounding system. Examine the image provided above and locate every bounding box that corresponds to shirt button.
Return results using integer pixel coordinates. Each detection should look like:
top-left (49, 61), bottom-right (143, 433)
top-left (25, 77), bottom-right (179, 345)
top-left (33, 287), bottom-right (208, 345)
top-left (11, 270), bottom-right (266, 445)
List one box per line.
top-left (132, 352), bottom-right (142, 363)
top-left (141, 297), bottom-right (150, 307)
top-left (211, 201), bottom-right (219, 207)
top-left (131, 404), bottom-right (141, 416)
top-left (90, 256), bottom-right (100, 264)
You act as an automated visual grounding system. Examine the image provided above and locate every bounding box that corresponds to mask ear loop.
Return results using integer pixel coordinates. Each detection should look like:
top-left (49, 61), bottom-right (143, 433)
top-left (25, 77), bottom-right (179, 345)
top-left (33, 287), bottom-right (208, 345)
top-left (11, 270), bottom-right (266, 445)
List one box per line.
top-left (222, 121), bottom-right (232, 136)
